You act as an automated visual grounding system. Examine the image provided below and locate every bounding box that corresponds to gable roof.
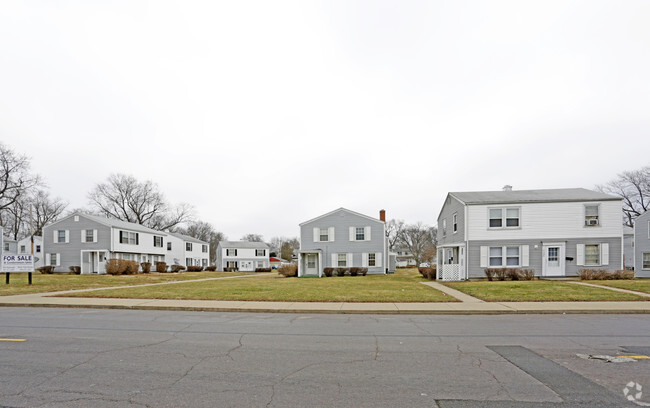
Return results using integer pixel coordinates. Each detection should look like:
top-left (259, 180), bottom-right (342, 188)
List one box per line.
top-left (167, 232), bottom-right (208, 244)
top-left (52, 212), bottom-right (169, 235)
top-left (449, 188), bottom-right (619, 205)
top-left (299, 207), bottom-right (383, 226)
top-left (219, 240), bottom-right (269, 249)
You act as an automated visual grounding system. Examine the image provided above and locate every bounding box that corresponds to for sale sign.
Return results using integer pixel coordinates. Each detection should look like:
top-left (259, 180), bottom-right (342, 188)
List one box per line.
top-left (1, 255), bottom-right (35, 273)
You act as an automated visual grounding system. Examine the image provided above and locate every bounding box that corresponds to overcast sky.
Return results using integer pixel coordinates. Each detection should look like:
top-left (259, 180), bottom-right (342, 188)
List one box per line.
top-left (1, 0), bottom-right (649, 240)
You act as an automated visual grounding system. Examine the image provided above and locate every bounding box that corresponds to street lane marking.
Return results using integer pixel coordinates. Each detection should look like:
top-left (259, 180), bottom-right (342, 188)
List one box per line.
top-left (625, 355), bottom-right (650, 359)
top-left (0, 338), bottom-right (26, 342)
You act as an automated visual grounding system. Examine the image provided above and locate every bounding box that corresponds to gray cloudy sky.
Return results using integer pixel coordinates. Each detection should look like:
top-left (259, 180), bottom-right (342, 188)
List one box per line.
top-left (2, 0), bottom-right (649, 240)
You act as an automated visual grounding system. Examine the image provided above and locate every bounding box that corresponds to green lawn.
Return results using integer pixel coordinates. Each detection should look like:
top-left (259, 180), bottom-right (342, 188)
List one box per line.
top-left (57, 269), bottom-right (458, 303)
top-left (0, 272), bottom-right (252, 296)
top-left (441, 280), bottom-right (648, 302)
top-left (585, 279), bottom-right (650, 295)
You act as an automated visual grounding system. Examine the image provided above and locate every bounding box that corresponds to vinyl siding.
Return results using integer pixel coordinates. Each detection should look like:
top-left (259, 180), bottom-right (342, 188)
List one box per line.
top-left (43, 215), bottom-right (111, 272)
top-left (437, 195), bottom-right (466, 245)
top-left (300, 209), bottom-right (386, 274)
top-left (634, 212), bottom-right (650, 278)
top-left (466, 237), bottom-right (623, 278)
top-left (215, 244), bottom-right (269, 271)
top-left (466, 200), bottom-right (623, 241)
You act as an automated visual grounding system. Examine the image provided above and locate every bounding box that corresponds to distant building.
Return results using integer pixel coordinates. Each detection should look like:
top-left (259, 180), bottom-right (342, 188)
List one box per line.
top-left (216, 241), bottom-right (270, 271)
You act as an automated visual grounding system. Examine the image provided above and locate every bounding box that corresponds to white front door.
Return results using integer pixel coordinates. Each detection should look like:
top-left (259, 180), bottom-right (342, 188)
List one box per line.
top-left (305, 254), bottom-right (318, 275)
top-left (240, 261), bottom-right (254, 271)
top-left (542, 243), bottom-right (565, 276)
top-left (98, 251), bottom-right (106, 274)
top-left (459, 246), bottom-right (465, 280)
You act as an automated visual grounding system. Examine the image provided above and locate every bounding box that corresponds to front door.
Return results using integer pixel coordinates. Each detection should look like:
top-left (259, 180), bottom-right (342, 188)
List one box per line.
top-left (305, 254), bottom-right (318, 275)
top-left (542, 243), bottom-right (565, 276)
top-left (98, 251), bottom-right (106, 274)
top-left (240, 261), bottom-right (254, 271)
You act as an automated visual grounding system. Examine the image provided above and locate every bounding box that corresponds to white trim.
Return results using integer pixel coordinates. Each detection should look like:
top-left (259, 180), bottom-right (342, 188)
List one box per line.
top-left (299, 207), bottom-right (383, 226)
top-left (542, 242), bottom-right (566, 277)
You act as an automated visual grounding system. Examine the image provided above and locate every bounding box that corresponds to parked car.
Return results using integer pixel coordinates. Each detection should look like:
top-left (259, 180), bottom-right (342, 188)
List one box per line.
top-left (419, 262), bottom-right (430, 268)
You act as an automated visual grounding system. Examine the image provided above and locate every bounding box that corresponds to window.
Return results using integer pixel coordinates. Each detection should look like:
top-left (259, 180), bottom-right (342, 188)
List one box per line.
top-left (167, 242), bottom-right (172, 251)
top-left (338, 253), bottom-right (347, 267)
top-left (186, 258), bottom-right (192, 266)
top-left (256, 249), bottom-right (265, 256)
top-left (227, 261), bottom-right (237, 268)
top-left (489, 208), bottom-right (520, 228)
top-left (489, 247), bottom-right (502, 266)
top-left (506, 246), bottom-right (520, 266)
top-left (442, 219), bottom-right (447, 237)
top-left (453, 213), bottom-right (458, 233)
top-left (119, 231), bottom-right (138, 245)
top-left (257, 261), bottom-right (264, 268)
top-left (355, 227), bottom-right (365, 241)
top-left (202, 245), bottom-right (208, 253)
top-left (58, 230), bottom-right (66, 243)
top-left (226, 248), bottom-right (237, 256)
top-left (319, 228), bottom-right (329, 242)
top-left (202, 259), bottom-right (208, 267)
top-left (643, 253), bottom-right (650, 270)
top-left (186, 242), bottom-right (192, 251)
top-left (153, 236), bottom-right (163, 247)
top-left (86, 230), bottom-right (95, 243)
top-left (585, 205), bottom-right (599, 226)
top-left (3, 243), bottom-right (8, 251)
top-left (368, 253), bottom-right (376, 267)
top-left (50, 253), bottom-right (57, 266)
top-left (585, 244), bottom-right (600, 266)
top-left (20, 245), bottom-right (26, 253)
top-left (36, 245), bottom-right (41, 253)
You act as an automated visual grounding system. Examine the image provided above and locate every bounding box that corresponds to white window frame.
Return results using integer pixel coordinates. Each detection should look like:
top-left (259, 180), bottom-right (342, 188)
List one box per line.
top-left (584, 244), bottom-right (600, 266)
top-left (226, 248), bottom-right (237, 256)
top-left (442, 219), bottom-right (447, 237)
top-left (584, 204), bottom-right (600, 227)
top-left (337, 253), bottom-right (347, 267)
top-left (488, 246), bottom-right (521, 267)
top-left (355, 227), bottom-right (365, 241)
top-left (50, 253), bottom-right (57, 266)
top-left (120, 231), bottom-right (137, 245)
top-left (319, 228), bottom-right (329, 242)
top-left (452, 213), bottom-right (458, 233)
top-left (256, 249), bottom-right (265, 256)
top-left (202, 245), bottom-right (208, 253)
top-left (167, 242), bottom-right (172, 251)
top-left (368, 253), bottom-right (376, 267)
top-left (643, 252), bottom-right (650, 270)
top-left (153, 236), bottom-right (163, 248)
top-left (186, 242), bottom-right (193, 251)
top-left (57, 230), bottom-right (66, 243)
top-left (488, 207), bottom-right (520, 229)
top-left (489, 247), bottom-right (503, 266)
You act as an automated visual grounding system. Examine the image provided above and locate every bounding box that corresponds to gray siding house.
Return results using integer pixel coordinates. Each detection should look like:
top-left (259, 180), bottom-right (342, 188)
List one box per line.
top-left (623, 226), bottom-right (634, 270)
top-left (634, 211), bottom-right (650, 278)
top-left (216, 241), bottom-right (270, 271)
top-left (298, 208), bottom-right (389, 277)
top-left (436, 188), bottom-right (624, 280)
top-left (43, 213), bottom-right (168, 274)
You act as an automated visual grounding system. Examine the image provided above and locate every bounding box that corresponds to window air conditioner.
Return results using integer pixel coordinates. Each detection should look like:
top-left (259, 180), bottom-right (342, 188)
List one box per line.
top-left (587, 219), bottom-right (599, 226)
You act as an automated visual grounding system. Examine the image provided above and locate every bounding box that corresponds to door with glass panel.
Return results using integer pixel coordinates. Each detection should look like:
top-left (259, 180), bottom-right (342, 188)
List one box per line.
top-left (542, 243), bottom-right (565, 276)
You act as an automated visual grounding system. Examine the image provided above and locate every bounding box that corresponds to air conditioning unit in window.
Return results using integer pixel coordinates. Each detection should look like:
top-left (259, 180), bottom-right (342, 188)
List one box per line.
top-left (587, 219), bottom-right (599, 226)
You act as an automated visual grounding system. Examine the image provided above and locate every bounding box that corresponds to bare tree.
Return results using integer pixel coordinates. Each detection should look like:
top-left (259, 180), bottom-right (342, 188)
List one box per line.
top-left (385, 219), bottom-right (405, 251)
top-left (88, 174), bottom-right (193, 230)
top-left (0, 143), bottom-right (40, 213)
top-left (176, 220), bottom-right (226, 264)
top-left (268, 236), bottom-right (300, 259)
top-left (0, 195), bottom-right (27, 240)
top-left (398, 222), bottom-right (436, 265)
top-left (598, 165), bottom-right (650, 226)
top-left (241, 233), bottom-right (264, 242)
top-left (31, 190), bottom-right (68, 236)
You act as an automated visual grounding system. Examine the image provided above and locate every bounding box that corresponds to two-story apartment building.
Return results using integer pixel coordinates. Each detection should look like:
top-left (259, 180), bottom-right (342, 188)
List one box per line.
top-left (436, 188), bottom-right (624, 280)
top-left (17, 235), bottom-right (44, 269)
top-left (634, 211), bottom-right (650, 278)
top-left (165, 232), bottom-right (210, 268)
top-left (298, 208), bottom-right (390, 277)
top-left (43, 213), bottom-right (168, 274)
top-left (216, 241), bottom-right (270, 271)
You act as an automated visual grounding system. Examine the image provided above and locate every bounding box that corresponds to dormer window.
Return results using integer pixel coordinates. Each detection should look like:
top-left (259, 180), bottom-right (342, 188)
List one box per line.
top-left (585, 205), bottom-right (599, 226)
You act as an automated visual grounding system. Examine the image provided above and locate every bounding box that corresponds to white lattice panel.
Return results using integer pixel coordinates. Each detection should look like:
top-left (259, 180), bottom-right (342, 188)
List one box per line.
top-left (440, 264), bottom-right (462, 281)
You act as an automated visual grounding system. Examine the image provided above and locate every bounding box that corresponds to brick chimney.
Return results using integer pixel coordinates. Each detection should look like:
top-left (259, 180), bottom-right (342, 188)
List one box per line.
top-left (379, 209), bottom-right (386, 222)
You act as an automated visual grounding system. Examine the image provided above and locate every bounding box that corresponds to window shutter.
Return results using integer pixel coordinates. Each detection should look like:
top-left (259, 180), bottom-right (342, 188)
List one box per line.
top-left (235, 249), bottom-right (238, 256)
top-left (347, 253), bottom-right (353, 266)
top-left (328, 227), bottom-right (335, 242)
top-left (81, 230), bottom-right (86, 243)
top-left (576, 244), bottom-right (585, 266)
top-left (601, 243), bottom-right (609, 265)
top-left (375, 252), bottom-right (382, 267)
top-left (331, 253), bottom-right (337, 267)
top-left (313, 228), bottom-right (319, 242)
top-left (365, 226), bottom-right (371, 241)
top-left (93, 229), bottom-right (97, 243)
top-left (362, 253), bottom-right (368, 267)
top-left (45, 253), bottom-right (51, 265)
top-left (349, 227), bottom-right (355, 241)
top-left (53, 230), bottom-right (58, 243)
top-left (480, 246), bottom-right (488, 268)
top-left (522, 245), bottom-right (529, 267)
top-left (135, 233), bottom-right (139, 245)
top-left (119, 231), bottom-right (123, 244)
top-left (56, 253), bottom-right (61, 266)
top-left (65, 230), bottom-right (70, 243)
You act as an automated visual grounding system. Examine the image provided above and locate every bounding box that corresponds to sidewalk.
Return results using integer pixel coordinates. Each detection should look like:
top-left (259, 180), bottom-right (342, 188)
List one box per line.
top-left (1, 282), bottom-right (649, 314)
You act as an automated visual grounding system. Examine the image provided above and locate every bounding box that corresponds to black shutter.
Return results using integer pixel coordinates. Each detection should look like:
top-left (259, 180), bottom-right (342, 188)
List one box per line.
top-left (235, 249), bottom-right (238, 256)
top-left (119, 231), bottom-right (123, 244)
top-left (136, 233), bottom-right (139, 245)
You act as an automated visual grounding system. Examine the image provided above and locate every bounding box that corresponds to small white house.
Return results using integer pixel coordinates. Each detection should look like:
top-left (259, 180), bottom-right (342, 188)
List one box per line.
top-left (165, 232), bottom-right (210, 268)
top-left (215, 241), bottom-right (270, 272)
top-left (17, 235), bottom-right (44, 269)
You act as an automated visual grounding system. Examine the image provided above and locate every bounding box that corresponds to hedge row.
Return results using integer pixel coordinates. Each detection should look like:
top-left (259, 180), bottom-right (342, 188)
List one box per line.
top-left (418, 266), bottom-right (436, 280)
top-left (485, 268), bottom-right (535, 281)
top-left (578, 269), bottom-right (634, 280)
top-left (323, 267), bottom-right (368, 277)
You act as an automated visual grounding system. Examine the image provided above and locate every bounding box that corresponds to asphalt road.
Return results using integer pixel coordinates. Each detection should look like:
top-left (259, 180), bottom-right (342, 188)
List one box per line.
top-left (0, 308), bottom-right (649, 407)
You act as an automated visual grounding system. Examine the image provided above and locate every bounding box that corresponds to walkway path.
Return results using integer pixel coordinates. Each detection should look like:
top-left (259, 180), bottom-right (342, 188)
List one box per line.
top-left (566, 280), bottom-right (650, 298)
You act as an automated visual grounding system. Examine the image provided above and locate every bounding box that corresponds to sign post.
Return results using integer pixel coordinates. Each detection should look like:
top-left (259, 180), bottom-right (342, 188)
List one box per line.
top-left (2, 255), bottom-right (35, 285)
